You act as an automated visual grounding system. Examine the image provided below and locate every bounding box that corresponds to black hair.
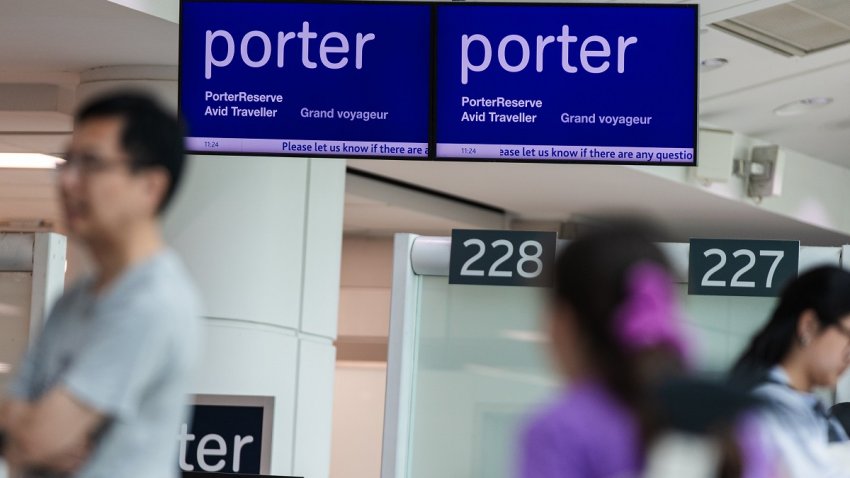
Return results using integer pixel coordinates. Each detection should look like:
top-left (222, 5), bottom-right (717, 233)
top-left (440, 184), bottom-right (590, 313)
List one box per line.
top-left (551, 219), bottom-right (678, 439)
top-left (551, 219), bottom-right (744, 477)
top-left (75, 91), bottom-right (186, 213)
top-left (732, 266), bottom-right (850, 382)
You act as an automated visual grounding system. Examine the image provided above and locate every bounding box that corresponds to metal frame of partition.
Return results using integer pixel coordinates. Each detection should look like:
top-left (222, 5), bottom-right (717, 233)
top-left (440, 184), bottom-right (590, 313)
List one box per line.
top-left (0, 233), bottom-right (66, 477)
top-left (380, 233), bottom-right (848, 478)
top-left (0, 233), bottom-right (67, 345)
top-left (382, 234), bottom-right (419, 478)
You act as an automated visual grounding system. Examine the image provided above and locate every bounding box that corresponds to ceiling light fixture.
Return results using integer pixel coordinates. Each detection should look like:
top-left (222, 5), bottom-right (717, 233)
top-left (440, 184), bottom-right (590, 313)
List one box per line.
top-left (0, 153), bottom-right (64, 169)
top-left (0, 362), bottom-right (10, 374)
top-left (774, 97), bottom-right (833, 116)
top-left (699, 58), bottom-right (728, 72)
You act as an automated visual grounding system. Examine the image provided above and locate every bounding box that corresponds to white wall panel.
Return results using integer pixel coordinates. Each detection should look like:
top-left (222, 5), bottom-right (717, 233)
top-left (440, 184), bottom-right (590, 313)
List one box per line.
top-left (293, 339), bottom-right (337, 478)
top-left (191, 320), bottom-right (299, 475)
top-left (164, 155), bottom-right (308, 328)
top-left (164, 155), bottom-right (345, 478)
top-left (301, 158), bottom-right (346, 339)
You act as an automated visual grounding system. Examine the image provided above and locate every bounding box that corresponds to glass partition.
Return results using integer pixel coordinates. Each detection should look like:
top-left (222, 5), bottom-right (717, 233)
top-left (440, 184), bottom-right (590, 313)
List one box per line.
top-left (409, 278), bottom-right (552, 478)
top-left (680, 288), bottom-right (776, 374)
top-left (384, 236), bottom-right (844, 478)
top-left (0, 272), bottom-right (32, 397)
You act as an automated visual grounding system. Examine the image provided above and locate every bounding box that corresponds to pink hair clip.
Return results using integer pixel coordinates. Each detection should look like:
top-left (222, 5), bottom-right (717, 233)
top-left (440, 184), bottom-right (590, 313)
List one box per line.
top-left (614, 262), bottom-right (690, 361)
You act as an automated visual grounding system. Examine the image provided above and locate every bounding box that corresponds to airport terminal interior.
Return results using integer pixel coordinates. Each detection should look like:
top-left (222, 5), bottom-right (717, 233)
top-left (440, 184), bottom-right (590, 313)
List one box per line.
top-left (3, 0), bottom-right (850, 477)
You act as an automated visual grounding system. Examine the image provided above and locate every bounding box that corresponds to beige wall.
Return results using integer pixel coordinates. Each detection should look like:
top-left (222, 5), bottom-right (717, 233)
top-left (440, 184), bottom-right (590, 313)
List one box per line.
top-left (331, 235), bottom-right (394, 478)
top-left (330, 362), bottom-right (387, 478)
top-left (337, 235), bottom-right (394, 359)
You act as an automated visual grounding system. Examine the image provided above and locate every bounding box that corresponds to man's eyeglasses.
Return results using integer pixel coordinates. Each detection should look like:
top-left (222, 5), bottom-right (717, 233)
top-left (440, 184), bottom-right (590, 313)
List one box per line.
top-left (57, 152), bottom-right (130, 176)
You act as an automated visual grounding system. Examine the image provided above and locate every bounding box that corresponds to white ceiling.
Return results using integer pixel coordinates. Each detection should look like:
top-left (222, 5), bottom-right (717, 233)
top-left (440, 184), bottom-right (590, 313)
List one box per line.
top-left (344, 193), bottom-right (488, 236)
top-left (1, 0), bottom-right (849, 244)
top-left (0, 0), bottom-right (178, 72)
top-left (14, 161), bottom-right (848, 245)
top-left (348, 159), bottom-right (850, 245)
top-left (0, 166), bottom-right (501, 238)
top-left (344, 171), bottom-right (506, 236)
top-left (699, 18), bottom-right (850, 167)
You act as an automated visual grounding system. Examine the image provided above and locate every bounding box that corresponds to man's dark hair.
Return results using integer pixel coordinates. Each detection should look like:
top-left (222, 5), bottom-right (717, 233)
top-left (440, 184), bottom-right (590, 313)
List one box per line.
top-left (76, 91), bottom-right (186, 213)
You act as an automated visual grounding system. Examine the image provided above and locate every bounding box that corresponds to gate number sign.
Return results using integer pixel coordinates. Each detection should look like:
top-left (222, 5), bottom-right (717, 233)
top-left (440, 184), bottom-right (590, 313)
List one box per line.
top-left (450, 230), bottom-right (557, 287)
top-left (688, 239), bottom-right (799, 297)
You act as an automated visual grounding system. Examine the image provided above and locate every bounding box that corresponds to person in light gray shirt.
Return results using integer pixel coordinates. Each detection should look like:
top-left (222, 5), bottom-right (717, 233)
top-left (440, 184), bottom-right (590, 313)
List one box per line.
top-left (732, 266), bottom-right (850, 478)
top-left (0, 92), bottom-right (201, 478)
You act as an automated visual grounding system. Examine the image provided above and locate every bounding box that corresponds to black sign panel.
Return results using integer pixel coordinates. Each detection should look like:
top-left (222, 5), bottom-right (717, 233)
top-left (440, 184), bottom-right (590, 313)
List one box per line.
top-left (449, 230), bottom-right (557, 287)
top-left (688, 239), bottom-right (799, 297)
top-left (179, 405), bottom-right (264, 475)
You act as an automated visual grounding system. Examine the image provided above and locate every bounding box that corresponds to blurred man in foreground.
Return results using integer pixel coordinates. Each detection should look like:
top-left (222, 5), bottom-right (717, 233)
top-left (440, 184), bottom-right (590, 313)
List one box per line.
top-left (0, 92), bottom-right (201, 478)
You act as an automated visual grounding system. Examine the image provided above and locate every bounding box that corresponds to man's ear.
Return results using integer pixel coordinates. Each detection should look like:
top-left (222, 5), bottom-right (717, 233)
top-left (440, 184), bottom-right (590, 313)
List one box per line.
top-left (143, 167), bottom-right (170, 214)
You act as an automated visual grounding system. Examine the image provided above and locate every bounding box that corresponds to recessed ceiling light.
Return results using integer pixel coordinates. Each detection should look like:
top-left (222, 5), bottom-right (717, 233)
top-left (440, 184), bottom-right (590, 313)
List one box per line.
top-left (773, 97), bottom-right (834, 116)
top-left (0, 362), bottom-right (10, 374)
top-left (700, 58), bottom-right (728, 72)
top-left (0, 153), bottom-right (64, 169)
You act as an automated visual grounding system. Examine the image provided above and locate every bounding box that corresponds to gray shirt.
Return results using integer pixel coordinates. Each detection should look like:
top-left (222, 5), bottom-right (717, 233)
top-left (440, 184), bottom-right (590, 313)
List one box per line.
top-left (8, 249), bottom-right (202, 478)
top-left (753, 366), bottom-right (850, 478)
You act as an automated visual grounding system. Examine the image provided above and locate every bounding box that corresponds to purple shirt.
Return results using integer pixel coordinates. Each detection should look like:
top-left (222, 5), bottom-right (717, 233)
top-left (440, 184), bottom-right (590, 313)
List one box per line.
top-left (520, 382), bottom-right (642, 478)
top-left (519, 381), bottom-right (776, 478)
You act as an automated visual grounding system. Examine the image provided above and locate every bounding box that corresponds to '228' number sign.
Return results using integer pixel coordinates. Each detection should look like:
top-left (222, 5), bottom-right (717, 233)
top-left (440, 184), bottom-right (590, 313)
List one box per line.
top-left (688, 239), bottom-right (799, 297)
top-left (450, 230), bottom-right (557, 287)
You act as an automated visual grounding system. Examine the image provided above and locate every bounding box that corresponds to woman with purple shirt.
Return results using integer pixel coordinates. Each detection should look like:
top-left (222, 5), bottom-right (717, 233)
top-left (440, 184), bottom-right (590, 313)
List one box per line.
top-left (519, 221), bottom-right (776, 478)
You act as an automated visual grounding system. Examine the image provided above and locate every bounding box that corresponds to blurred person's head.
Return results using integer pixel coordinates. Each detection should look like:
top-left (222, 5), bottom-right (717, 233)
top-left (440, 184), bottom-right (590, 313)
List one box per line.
top-left (547, 219), bottom-right (687, 390)
top-left (546, 219), bottom-right (689, 443)
top-left (546, 219), bottom-right (751, 477)
top-left (58, 91), bottom-right (186, 245)
top-left (733, 266), bottom-right (850, 390)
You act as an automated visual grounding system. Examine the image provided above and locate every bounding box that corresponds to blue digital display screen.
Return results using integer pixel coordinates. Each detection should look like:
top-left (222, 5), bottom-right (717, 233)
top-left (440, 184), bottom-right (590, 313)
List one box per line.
top-left (180, 1), bottom-right (432, 158)
top-left (435, 4), bottom-right (698, 164)
top-left (436, 4), bottom-right (697, 164)
top-left (180, 2), bottom-right (697, 164)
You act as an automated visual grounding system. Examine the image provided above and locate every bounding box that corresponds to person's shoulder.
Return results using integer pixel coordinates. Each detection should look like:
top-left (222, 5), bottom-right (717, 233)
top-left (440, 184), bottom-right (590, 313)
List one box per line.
top-left (753, 382), bottom-right (817, 423)
top-left (151, 249), bottom-right (200, 300)
top-left (43, 276), bottom-right (93, 324)
top-left (123, 250), bottom-right (202, 327)
top-left (753, 381), bottom-right (797, 404)
top-left (522, 383), bottom-right (638, 471)
top-left (525, 384), bottom-right (621, 437)
top-left (523, 394), bottom-right (570, 447)
top-left (59, 275), bottom-right (94, 303)
top-left (140, 249), bottom-right (198, 293)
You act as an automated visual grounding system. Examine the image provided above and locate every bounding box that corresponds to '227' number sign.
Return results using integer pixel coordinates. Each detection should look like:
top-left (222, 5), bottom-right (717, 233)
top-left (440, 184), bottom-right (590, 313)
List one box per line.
top-left (450, 230), bottom-right (557, 287)
top-left (689, 239), bottom-right (799, 297)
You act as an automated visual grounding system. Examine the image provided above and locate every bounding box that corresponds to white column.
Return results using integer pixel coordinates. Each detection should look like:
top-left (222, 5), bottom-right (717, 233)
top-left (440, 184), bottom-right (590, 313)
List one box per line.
top-left (78, 66), bottom-right (345, 478)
